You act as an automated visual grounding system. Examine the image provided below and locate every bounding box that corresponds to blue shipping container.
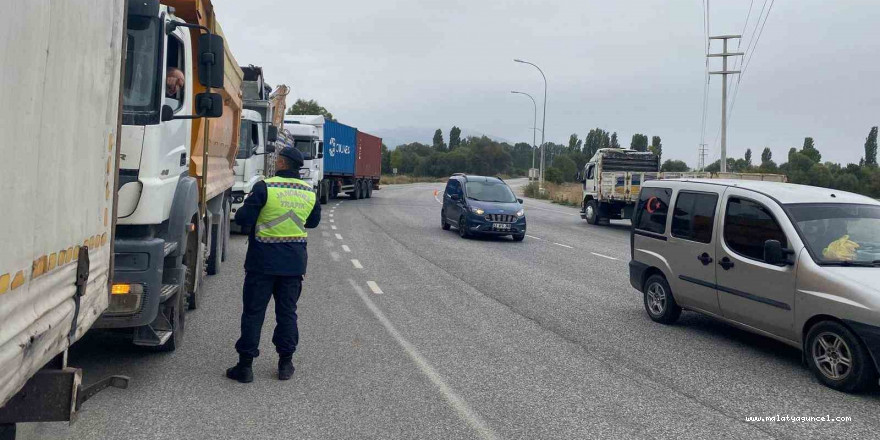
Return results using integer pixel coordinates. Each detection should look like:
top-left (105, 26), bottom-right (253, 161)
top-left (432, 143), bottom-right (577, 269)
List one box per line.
top-left (323, 120), bottom-right (357, 175)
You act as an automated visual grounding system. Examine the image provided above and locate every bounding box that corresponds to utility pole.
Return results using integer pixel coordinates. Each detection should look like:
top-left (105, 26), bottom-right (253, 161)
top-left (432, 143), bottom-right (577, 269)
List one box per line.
top-left (708, 35), bottom-right (742, 173)
top-left (698, 143), bottom-right (708, 171)
top-left (514, 59), bottom-right (547, 192)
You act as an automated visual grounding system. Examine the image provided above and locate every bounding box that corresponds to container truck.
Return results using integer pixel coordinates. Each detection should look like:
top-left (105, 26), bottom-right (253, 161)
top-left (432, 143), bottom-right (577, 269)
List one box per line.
top-left (0, 0), bottom-right (131, 434)
top-left (94, 0), bottom-right (240, 351)
top-left (576, 148), bottom-right (786, 225)
top-left (284, 116), bottom-right (382, 202)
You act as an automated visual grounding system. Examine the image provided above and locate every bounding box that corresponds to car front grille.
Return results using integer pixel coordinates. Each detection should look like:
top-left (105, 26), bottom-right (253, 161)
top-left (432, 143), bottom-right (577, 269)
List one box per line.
top-left (485, 214), bottom-right (516, 223)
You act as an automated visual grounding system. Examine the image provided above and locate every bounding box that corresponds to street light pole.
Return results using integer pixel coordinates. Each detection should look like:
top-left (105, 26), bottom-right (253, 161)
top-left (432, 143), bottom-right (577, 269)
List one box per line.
top-left (514, 59), bottom-right (547, 191)
top-left (510, 90), bottom-right (537, 180)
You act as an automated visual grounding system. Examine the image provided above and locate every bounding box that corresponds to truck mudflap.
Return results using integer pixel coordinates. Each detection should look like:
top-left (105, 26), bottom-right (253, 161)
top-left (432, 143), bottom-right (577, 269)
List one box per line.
top-left (94, 238), bottom-right (165, 329)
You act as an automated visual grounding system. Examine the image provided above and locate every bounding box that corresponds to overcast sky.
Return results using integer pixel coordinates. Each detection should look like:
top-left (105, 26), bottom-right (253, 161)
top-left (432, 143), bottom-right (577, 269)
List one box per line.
top-left (215, 0), bottom-right (880, 166)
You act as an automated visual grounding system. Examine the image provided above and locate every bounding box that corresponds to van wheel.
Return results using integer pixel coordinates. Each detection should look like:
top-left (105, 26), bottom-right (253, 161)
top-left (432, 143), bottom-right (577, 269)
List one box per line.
top-left (585, 200), bottom-right (599, 225)
top-left (512, 233), bottom-right (525, 242)
top-left (806, 321), bottom-right (877, 392)
top-left (643, 274), bottom-right (681, 324)
top-left (458, 216), bottom-right (470, 238)
top-left (441, 210), bottom-right (451, 230)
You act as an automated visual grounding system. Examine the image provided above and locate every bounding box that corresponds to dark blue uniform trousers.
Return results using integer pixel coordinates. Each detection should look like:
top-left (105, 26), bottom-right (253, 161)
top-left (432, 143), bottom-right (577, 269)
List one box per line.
top-left (234, 272), bottom-right (303, 358)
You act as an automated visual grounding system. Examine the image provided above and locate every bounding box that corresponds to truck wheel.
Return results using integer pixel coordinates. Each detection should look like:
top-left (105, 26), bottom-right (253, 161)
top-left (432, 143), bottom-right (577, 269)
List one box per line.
top-left (585, 200), bottom-right (599, 225)
top-left (319, 181), bottom-right (329, 204)
top-left (155, 289), bottom-right (186, 352)
top-left (207, 218), bottom-right (221, 275)
top-left (184, 222), bottom-right (205, 310)
top-left (366, 181), bottom-right (373, 198)
top-left (806, 321), bottom-right (877, 392)
top-left (351, 181), bottom-right (360, 200)
top-left (643, 274), bottom-right (681, 324)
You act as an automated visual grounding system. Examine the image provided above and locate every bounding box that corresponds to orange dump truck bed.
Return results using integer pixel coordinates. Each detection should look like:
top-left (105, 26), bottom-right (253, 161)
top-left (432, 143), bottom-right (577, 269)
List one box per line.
top-left (164, 0), bottom-right (243, 201)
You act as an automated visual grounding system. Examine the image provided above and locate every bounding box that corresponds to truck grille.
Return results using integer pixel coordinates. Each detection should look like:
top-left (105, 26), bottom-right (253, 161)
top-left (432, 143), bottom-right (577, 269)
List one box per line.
top-left (485, 214), bottom-right (516, 223)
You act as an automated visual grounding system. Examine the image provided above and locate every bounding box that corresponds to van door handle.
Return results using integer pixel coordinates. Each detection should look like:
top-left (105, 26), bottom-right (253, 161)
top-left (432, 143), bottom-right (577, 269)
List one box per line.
top-left (697, 253), bottom-right (713, 265)
top-left (718, 257), bottom-right (735, 270)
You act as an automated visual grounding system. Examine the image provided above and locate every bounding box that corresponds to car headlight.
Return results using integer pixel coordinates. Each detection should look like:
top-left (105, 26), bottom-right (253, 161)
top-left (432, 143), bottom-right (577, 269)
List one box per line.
top-left (516, 209), bottom-right (525, 217)
top-left (471, 207), bottom-right (485, 215)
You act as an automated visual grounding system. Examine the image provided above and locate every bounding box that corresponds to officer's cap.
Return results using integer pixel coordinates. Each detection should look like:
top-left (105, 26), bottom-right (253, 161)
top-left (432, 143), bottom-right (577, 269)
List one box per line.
top-left (278, 147), bottom-right (304, 167)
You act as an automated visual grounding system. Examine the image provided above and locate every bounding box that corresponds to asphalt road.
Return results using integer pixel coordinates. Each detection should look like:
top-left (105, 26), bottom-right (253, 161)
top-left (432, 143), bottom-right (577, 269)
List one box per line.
top-left (21, 178), bottom-right (880, 439)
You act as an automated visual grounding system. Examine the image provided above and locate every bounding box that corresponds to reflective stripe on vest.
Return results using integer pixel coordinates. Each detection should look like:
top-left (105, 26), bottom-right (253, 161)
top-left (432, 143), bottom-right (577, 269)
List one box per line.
top-left (255, 176), bottom-right (316, 243)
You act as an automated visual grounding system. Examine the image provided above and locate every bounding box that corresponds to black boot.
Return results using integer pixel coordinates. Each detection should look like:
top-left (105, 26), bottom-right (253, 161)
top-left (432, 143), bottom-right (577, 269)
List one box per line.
top-left (278, 355), bottom-right (294, 380)
top-left (226, 356), bottom-right (254, 383)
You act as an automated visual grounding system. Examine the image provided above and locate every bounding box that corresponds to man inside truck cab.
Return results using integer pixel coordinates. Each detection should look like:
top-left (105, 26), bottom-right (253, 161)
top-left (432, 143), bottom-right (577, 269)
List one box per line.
top-left (165, 67), bottom-right (185, 99)
top-left (227, 147), bottom-right (321, 383)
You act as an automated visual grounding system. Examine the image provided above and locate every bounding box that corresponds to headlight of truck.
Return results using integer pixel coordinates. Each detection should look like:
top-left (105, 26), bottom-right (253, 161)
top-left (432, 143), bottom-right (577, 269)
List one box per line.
top-left (107, 283), bottom-right (144, 315)
top-left (516, 209), bottom-right (525, 217)
top-left (471, 207), bottom-right (485, 215)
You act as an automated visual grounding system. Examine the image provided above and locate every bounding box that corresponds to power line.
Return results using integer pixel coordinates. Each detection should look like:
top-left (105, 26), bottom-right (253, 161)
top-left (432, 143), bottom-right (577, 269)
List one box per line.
top-left (698, 0), bottom-right (710, 165)
top-left (734, 0), bottom-right (756, 71)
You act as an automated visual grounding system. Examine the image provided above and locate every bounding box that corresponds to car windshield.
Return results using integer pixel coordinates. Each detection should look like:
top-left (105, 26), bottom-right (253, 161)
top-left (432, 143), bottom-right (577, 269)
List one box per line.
top-left (465, 181), bottom-right (517, 203)
top-left (787, 203), bottom-right (880, 266)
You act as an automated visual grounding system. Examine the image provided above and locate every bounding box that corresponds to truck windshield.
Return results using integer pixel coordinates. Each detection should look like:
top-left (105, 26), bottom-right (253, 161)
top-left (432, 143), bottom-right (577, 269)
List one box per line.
top-left (465, 181), bottom-right (517, 203)
top-left (294, 139), bottom-right (314, 160)
top-left (787, 203), bottom-right (880, 266)
top-left (237, 121), bottom-right (252, 159)
top-left (122, 17), bottom-right (161, 117)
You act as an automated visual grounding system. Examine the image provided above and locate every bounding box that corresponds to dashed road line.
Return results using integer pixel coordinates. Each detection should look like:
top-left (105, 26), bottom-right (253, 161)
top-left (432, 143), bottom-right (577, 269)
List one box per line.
top-left (367, 281), bottom-right (383, 294)
top-left (341, 245), bottom-right (351, 253)
top-left (321, 232), bottom-right (331, 237)
top-left (330, 214), bottom-right (334, 218)
top-left (591, 252), bottom-right (619, 261)
top-left (351, 259), bottom-right (363, 269)
top-left (330, 219), bottom-right (335, 223)
top-left (331, 225), bottom-right (338, 230)
top-left (525, 234), bottom-right (542, 240)
top-left (330, 251), bottom-right (340, 262)
top-left (335, 233), bottom-right (343, 240)
top-left (553, 242), bottom-right (573, 249)
top-left (347, 279), bottom-right (498, 440)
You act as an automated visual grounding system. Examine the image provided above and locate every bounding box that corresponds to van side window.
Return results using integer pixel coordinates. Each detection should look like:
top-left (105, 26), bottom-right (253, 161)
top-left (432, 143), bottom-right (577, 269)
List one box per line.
top-left (724, 198), bottom-right (788, 261)
top-left (446, 180), bottom-right (461, 197)
top-left (672, 192), bottom-right (718, 243)
top-left (634, 187), bottom-right (671, 234)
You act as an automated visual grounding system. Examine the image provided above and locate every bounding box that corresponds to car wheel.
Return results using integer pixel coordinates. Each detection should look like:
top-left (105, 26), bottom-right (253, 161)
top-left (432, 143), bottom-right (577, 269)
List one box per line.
top-left (441, 210), bottom-right (451, 230)
top-left (458, 215), bottom-right (470, 238)
top-left (585, 200), bottom-right (599, 225)
top-left (643, 274), bottom-right (681, 324)
top-left (512, 233), bottom-right (525, 242)
top-left (806, 321), bottom-right (877, 392)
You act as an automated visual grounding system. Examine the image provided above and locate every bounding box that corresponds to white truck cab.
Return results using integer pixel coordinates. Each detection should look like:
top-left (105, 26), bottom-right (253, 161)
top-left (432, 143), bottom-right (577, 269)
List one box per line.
top-left (284, 115), bottom-right (325, 197)
top-left (232, 109), bottom-right (267, 218)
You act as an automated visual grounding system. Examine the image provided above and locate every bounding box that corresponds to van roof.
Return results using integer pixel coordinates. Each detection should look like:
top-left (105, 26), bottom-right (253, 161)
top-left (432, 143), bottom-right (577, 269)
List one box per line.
top-left (452, 174), bottom-right (503, 183)
top-left (649, 179), bottom-right (880, 205)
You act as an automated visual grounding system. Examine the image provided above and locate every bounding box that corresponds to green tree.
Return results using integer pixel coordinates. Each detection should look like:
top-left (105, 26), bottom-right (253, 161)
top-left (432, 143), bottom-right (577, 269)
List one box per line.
top-left (744, 149), bottom-right (752, 168)
top-left (552, 155), bottom-right (578, 182)
top-left (286, 99), bottom-right (333, 120)
top-left (449, 126), bottom-right (462, 151)
top-left (649, 136), bottom-right (662, 161)
top-left (432, 129), bottom-right (446, 152)
top-left (567, 134), bottom-right (582, 152)
top-left (610, 132), bottom-right (620, 149)
top-left (630, 133), bottom-right (648, 152)
top-left (865, 126), bottom-right (878, 167)
top-left (802, 137), bottom-right (822, 163)
top-left (380, 143), bottom-right (391, 173)
top-left (761, 147), bottom-right (772, 165)
top-left (661, 159), bottom-right (689, 172)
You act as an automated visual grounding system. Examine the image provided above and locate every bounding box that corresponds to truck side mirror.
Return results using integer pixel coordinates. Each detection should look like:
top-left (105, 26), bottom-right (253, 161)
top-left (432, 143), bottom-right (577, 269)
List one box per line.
top-left (195, 92), bottom-right (223, 118)
top-left (317, 141), bottom-right (324, 159)
top-left (161, 105), bottom-right (174, 122)
top-left (763, 240), bottom-right (785, 265)
top-left (264, 144), bottom-right (276, 153)
top-left (197, 34), bottom-right (225, 89)
top-left (267, 126), bottom-right (278, 142)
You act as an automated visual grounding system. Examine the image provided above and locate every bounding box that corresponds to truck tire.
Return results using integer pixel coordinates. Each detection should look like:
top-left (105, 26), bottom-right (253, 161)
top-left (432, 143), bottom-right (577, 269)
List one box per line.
top-left (350, 181), bottom-right (360, 200)
top-left (319, 181), bottom-right (329, 204)
top-left (207, 216), bottom-right (221, 275)
top-left (221, 198), bottom-right (230, 262)
top-left (366, 180), bottom-right (373, 198)
top-left (155, 288), bottom-right (186, 352)
top-left (184, 222), bottom-right (205, 310)
top-left (585, 200), bottom-right (599, 225)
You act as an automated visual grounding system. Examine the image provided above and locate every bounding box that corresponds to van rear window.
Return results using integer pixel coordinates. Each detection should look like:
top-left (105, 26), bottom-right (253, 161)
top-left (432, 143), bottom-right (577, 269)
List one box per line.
top-left (672, 192), bottom-right (718, 243)
top-left (634, 187), bottom-right (671, 234)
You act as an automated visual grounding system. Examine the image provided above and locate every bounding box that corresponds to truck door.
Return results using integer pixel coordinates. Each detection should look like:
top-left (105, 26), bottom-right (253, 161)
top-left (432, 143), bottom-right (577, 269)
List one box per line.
top-left (584, 164), bottom-right (596, 194)
top-left (161, 30), bottom-right (191, 177)
top-left (666, 187), bottom-right (724, 315)
top-left (715, 189), bottom-right (797, 340)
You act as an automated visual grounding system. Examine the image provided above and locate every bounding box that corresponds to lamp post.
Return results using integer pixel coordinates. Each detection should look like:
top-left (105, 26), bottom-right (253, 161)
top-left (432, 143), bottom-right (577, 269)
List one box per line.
top-left (510, 90), bottom-right (537, 180)
top-left (514, 59), bottom-right (547, 192)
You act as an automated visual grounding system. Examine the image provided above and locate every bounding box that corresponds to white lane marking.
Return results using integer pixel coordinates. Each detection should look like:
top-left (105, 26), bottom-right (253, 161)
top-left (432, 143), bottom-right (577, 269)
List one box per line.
top-left (335, 233), bottom-right (343, 240)
top-left (352, 259), bottom-right (363, 269)
top-left (331, 225), bottom-right (338, 230)
top-left (330, 219), bottom-right (335, 223)
top-left (367, 281), bottom-right (383, 294)
top-left (523, 204), bottom-right (577, 216)
top-left (553, 242), bottom-right (573, 249)
top-left (330, 251), bottom-right (340, 262)
top-left (330, 214), bottom-right (334, 218)
top-left (591, 252), bottom-right (619, 261)
top-left (525, 234), bottom-right (542, 240)
top-left (434, 193), bottom-right (442, 204)
top-left (341, 245), bottom-right (351, 253)
top-left (321, 232), bottom-right (331, 237)
top-left (347, 279), bottom-right (498, 440)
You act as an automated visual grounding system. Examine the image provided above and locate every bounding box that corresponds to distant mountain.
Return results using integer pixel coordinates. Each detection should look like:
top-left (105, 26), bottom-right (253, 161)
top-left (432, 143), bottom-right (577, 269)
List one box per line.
top-left (370, 126), bottom-right (510, 149)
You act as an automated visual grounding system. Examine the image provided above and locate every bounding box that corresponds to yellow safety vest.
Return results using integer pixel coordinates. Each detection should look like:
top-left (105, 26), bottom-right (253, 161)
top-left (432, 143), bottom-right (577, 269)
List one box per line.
top-left (255, 177), bottom-right (316, 243)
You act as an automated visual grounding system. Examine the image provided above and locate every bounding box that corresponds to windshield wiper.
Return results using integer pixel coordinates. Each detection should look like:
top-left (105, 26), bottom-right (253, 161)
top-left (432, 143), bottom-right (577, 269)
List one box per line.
top-left (467, 197), bottom-right (483, 201)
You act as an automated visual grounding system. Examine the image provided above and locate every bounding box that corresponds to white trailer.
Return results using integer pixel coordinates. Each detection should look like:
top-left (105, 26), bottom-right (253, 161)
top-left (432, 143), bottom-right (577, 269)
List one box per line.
top-left (0, 0), bottom-right (128, 433)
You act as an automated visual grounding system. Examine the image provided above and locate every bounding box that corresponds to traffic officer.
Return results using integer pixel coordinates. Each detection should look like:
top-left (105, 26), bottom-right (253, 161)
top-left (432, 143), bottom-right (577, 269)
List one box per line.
top-left (226, 147), bottom-right (320, 383)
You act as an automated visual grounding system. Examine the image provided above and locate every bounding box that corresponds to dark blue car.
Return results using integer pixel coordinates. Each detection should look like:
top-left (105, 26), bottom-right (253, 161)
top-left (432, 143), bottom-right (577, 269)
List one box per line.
top-left (441, 174), bottom-right (526, 241)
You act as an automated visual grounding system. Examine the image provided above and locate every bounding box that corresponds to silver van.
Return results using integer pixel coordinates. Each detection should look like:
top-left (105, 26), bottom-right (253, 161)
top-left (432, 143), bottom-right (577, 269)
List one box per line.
top-left (629, 179), bottom-right (880, 392)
